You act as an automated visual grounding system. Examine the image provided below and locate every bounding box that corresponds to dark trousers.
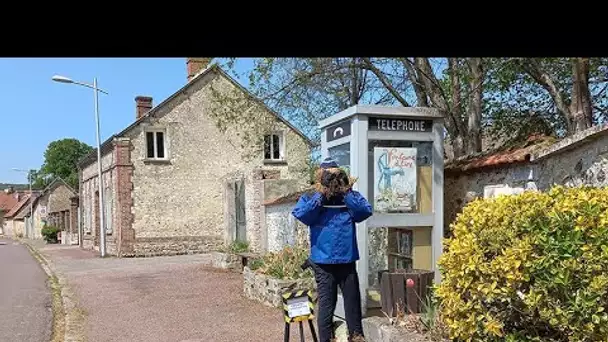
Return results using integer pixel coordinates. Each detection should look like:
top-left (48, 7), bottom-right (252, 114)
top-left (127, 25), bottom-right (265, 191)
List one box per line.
top-left (309, 261), bottom-right (364, 342)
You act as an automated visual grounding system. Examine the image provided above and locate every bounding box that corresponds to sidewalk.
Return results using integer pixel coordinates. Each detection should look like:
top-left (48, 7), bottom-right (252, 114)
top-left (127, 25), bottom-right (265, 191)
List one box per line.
top-left (24, 239), bottom-right (315, 342)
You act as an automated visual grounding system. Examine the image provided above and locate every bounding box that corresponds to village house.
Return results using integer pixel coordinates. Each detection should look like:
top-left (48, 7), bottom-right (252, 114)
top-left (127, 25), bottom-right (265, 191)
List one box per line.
top-left (2, 190), bottom-right (37, 238)
top-left (77, 58), bottom-right (312, 257)
top-left (0, 188), bottom-right (21, 235)
top-left (29, 178), bottom-right (78, 242)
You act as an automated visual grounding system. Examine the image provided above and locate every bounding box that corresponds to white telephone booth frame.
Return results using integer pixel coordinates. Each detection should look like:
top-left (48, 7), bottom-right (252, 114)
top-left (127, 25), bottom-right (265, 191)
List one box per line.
top-left (318, 105), bottom-right (445, 318)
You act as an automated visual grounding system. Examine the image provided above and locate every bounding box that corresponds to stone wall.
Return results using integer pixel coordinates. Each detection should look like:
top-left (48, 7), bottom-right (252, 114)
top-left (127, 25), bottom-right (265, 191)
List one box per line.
top-left (444, 125), bottom-right (608, 231)
top-left (444, 163), bottom-right (529, 231)
top-left (47, 183), bottom-right (74, 214)
top-left (245, 171), bottom-right (264, 252)
top-left (210, 252), bottom-right (243, 271)
top-left (243, 266), bottom-right (316, 308)
top-left (80, 148), bottom-right (116, 243)
top-left (32, 195), bottom-right (48, 239)
top-left (83, 238), bottom-right (94, 250)
top-left (128, 236), bottom-right (224, 257)
top-left (11, 220), bottom-right (24, 237)
top-left (534, 127), bottom-right (608, 189)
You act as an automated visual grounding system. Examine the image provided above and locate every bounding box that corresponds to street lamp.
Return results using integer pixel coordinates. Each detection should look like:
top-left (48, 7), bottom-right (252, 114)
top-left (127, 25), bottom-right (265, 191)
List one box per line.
top-left (11, 168), bottom-right (33, 239)
top-left (52, 75), bottom-right (109, 257)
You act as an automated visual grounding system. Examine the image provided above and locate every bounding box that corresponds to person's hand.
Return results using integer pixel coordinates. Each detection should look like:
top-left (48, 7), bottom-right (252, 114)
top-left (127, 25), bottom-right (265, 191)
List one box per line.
top-left (337, 170), bottom-right (352, 194)
top-left (313, 182), bottom-right (329, 197)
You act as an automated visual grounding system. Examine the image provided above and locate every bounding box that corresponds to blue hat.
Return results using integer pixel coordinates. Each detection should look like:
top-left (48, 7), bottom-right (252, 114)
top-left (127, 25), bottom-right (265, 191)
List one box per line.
top-left (320, 157), bottom-right (339, 169)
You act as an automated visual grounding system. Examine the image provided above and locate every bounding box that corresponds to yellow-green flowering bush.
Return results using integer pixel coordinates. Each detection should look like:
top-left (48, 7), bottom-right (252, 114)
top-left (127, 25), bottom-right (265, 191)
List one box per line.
top-left (436, 186), bottom-right (608, 342)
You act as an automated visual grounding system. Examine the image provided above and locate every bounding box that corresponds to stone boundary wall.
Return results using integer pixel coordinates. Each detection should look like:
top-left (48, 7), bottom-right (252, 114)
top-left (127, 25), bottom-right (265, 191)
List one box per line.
top-left (129, 236), bottom-right (223, 257)
top-left (363, 316), bottom-right (446, 342)
top-left (210, 252), bottom-right (243, 271)
top-left (81, 235), bottom-right (223, 257)
top-left (242, 266), bottom-right (316, 308)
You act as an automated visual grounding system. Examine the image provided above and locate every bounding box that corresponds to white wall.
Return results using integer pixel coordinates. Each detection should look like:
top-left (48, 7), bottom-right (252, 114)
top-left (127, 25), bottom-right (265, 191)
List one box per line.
top-left (264, 201), bottom-right (309, 252)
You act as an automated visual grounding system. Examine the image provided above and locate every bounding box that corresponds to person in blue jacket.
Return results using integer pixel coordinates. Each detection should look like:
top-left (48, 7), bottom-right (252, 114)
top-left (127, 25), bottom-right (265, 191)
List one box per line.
top-left (292, 157), bottom-right (373, 342)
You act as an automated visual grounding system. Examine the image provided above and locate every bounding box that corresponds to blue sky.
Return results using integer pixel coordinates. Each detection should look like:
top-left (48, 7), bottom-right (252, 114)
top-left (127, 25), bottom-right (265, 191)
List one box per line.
top-left (0, 58), bottom-right (254, 184)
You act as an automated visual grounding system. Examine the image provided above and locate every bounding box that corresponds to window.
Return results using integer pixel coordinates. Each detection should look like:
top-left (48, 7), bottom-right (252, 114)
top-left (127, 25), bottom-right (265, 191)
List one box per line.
top-left (85, 192), bottom-right (92, 233)
top-left (264, 133), bottom-right (284, 161)
top-left (146, 130), bottom-right (166, 160)
top-left (105, 187), bottom-right (113, 234)
top-left (328, 143), bottom-right (350, 173)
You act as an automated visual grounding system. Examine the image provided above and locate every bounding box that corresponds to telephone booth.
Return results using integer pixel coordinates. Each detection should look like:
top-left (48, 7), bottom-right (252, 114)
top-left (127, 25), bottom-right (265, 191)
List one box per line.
top-left (318, 105), bottom-right (445, 317)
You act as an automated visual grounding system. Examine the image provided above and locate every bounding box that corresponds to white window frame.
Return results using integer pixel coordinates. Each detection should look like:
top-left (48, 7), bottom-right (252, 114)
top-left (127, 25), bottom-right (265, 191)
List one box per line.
top-left (263, 131), bottom-right (285, 161)
top-left (144, 128), bottom-right (168, 160)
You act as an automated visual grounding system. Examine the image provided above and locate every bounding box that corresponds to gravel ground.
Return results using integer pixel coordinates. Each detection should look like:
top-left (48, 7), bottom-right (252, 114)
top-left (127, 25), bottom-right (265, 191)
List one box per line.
top-left (35, 244), bottom-right (316, 342)
top-left (0, 237), bottom-right (52, 342)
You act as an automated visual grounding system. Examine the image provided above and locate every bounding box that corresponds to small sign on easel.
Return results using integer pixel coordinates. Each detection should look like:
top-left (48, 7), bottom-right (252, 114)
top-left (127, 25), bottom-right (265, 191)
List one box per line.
top-left (282, 289), bottom-right (318, 342)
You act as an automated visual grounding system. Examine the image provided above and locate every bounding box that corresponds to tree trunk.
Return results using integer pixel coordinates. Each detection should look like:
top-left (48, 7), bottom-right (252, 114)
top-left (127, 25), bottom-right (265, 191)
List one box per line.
top-left (519, 58), bottom-right (596, 135)
top-left (350, 57), bottom-right (360, 106)
top-left (451, 134), bottom-right (466, 159)
top-left (570, 58), bottom-right (593, 132)
top-left (466, 58), bottom-right (483, 154)
top-left (448, 58), bottom-right (465, 152)
top-left (401, 58), bottom-right (429, 106)
top-left (414, 57), bottom-right (468, 158)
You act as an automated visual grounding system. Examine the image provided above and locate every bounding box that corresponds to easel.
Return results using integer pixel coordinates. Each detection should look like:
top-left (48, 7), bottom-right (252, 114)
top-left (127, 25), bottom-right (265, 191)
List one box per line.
top-left (282, 289), bottom-right (319, 342)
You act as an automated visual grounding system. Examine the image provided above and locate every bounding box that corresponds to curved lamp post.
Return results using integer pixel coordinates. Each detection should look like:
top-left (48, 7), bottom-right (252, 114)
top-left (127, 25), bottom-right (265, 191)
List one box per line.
top-left (52, 75), bottom-right (109, 257)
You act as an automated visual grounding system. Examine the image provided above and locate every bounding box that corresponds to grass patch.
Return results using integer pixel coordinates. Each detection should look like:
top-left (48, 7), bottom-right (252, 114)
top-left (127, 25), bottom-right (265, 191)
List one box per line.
top-left (218, 241), bottom-right (250, 254)
top-left (23, 243), bottom-right (66, 342)
top-left (49, 274), bottom-right (66, 342)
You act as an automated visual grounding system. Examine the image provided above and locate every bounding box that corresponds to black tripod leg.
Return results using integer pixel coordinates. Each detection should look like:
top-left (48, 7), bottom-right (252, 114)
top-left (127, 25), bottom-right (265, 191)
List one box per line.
top-left (308, 320), bottom-right (319, 342)
top-left (299, 321), bottom-right (305, 342)
top-left (284, 322), bottom-right (290, 342)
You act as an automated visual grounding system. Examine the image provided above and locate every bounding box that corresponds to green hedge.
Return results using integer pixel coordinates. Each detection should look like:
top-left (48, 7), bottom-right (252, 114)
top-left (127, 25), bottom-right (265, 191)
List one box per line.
top-left (437, 186), bottom-right (608, 341)
top-left (41, 225), bottom-right (60, 243)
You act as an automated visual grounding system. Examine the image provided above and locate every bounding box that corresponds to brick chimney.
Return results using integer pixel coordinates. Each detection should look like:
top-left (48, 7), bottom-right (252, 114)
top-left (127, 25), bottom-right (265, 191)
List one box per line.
top-left (135, 96), bottom-right (153, 120)
top-left (187, 58), bottom-right (212, 81)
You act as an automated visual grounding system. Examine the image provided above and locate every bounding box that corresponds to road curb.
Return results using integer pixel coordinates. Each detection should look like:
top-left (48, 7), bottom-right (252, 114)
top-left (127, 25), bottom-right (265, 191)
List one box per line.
top-left (21, 239), bottom-right (87, 342)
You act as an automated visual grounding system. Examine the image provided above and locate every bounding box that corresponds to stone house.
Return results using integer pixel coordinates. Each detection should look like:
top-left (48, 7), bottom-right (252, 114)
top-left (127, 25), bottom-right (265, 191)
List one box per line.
top-left (77, 58), bottom-right (312, 257)
top-left (0, 188), bottom-right (20, 235)
top-left (30, 178), bottom-right (78, 242)
top-left (3, 192), bottom-right (36, 238)
top-left (445, 123), bottom-right (608, 230)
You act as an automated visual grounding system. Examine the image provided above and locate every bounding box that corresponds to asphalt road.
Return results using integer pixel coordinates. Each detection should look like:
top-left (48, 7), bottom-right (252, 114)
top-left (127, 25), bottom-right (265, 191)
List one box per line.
top-left (0, 238), bottom-right (52, 342)
top-left (38, 245), bottom-right (316, 342)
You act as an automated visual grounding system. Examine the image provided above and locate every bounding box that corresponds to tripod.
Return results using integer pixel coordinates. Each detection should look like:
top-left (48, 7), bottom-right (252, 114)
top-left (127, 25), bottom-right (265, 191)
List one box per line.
top-left (283, 319), bottom-right (319, 342)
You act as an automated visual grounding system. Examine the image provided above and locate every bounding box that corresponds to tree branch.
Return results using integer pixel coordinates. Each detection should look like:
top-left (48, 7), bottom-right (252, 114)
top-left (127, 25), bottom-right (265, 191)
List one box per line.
top-left (520, 59), bottom-right (571, 126)
top-left (465, 57), bottom-right (484, 153)
top-left (448, 58), bottom-right (462, 120)
top-left (361, 57), bottom-right (410, 107)
top-left (400, 58), bottom-right (428, 106)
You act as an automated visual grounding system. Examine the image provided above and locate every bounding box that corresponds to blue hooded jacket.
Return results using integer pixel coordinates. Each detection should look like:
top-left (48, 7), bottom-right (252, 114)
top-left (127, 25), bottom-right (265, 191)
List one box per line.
top-left (292, 189), bottom-right (373, 264)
